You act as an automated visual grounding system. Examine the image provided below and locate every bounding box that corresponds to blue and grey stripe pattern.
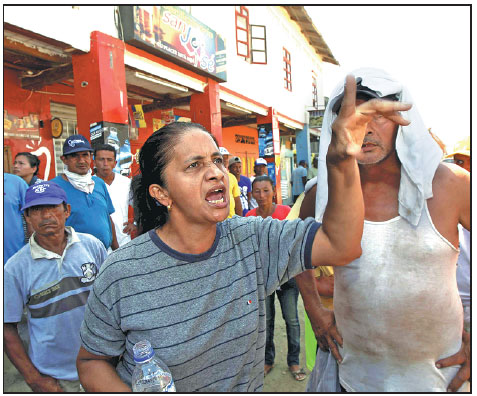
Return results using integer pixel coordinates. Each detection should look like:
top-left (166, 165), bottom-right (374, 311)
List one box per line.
top-left (80, 215), bottom-right (319, 391)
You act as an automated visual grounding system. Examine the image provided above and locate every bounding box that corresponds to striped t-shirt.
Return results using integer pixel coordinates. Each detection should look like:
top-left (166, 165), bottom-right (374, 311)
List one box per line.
top-left (80, 215), bottom-right (320, 391)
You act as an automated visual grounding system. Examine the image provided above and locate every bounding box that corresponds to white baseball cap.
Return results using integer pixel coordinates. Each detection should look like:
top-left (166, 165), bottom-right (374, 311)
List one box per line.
top-left (219, 147), bottom-right (230, 155)
top-left (255, 158), bottom-right (267, 166)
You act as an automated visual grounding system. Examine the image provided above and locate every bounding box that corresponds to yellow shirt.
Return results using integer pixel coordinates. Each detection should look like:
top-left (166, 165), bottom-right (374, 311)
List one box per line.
top-left (227, 173), bottom-right (240, 218)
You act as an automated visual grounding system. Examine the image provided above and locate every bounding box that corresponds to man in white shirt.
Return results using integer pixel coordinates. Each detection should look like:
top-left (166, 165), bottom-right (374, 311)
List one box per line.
top-left (93, 144), bottom-right (136, 248)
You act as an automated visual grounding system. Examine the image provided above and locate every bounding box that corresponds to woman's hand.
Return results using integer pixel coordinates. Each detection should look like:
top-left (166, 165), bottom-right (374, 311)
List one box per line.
top-left (327, 75), bottom-right (412, 164)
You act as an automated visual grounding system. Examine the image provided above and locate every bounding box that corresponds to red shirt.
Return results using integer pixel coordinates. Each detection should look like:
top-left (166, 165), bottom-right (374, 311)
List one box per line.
top-left (245, 204), bottom-right (291, 220)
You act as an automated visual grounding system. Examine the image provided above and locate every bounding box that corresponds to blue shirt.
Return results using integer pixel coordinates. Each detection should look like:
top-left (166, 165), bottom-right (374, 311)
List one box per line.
top-left (4, 174), bottom-right (28, 265)
top-left (291, 165), bottom-right (307, 196)
top-left (51, 175), bottom-right (115, 249)
top-left (4, 228), bottom-right (107, 380)
top-left (238, 175), bottom-right (252, 212)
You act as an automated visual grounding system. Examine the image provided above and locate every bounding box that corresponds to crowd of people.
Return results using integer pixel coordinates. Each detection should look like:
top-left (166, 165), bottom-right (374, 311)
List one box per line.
top-left (3, 67), bottom-right (470, 392)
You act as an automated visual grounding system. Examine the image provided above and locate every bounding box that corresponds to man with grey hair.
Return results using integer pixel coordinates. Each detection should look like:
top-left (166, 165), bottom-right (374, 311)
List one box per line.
top-left (300, 68), bottom-right (470, 392)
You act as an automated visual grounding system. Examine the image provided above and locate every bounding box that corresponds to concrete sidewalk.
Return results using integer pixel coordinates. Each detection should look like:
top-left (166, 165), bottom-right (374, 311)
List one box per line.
top-left (4, 296), bottom-right (311, 392)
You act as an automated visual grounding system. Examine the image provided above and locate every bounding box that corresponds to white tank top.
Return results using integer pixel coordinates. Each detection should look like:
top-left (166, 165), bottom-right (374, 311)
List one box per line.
top-left (334, 201), bottom-right (466, 392)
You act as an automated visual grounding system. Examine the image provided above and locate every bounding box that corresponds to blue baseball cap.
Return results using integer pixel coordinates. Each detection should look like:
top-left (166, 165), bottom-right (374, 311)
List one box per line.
top-left (22, 181), bottom-right (68, 211)
top-left (63, 134), bottom-right (93, 156)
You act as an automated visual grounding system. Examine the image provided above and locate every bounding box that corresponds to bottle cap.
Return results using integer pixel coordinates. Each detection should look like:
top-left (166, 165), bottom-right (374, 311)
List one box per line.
top-left (133, 340), bottom-right (155, 363)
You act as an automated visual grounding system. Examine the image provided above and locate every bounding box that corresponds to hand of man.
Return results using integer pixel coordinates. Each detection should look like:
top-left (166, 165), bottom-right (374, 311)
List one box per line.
top-left (28, 374), bottom-right (64, 392)
top-left (308, 306), bottom-right (343, 363)
top-left (315, 275), bottom-right (334, 297)
top-left (122, 221), bottom-right (137, 235)
top-left (328, 75), bottom-right (412, 162)
top-left (435, 330), bottom-right (470, 391)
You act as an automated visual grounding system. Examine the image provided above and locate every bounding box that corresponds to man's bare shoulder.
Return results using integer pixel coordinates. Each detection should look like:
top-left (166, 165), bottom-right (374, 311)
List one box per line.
top-left (433, 162), bottom-right (470, 190)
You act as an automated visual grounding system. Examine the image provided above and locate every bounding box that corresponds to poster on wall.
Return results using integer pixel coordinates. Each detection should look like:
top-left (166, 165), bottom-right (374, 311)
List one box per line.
top-left (257, 123), bottom-right (274, 158)
top-left (4, 111), bottom-right (40, 139)
top-left (119, 6), bottom-right (227, 82)
top-left (90, 121), bottom-right (133, 176)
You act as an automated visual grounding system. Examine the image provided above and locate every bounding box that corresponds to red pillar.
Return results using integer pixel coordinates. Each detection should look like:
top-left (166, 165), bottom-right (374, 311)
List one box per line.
top-left (72, 31), bottom-right (129, 139)
top-left (190, 79), bottom-right (223, 146)
top-left (257, 108), bottom-right (282, 204)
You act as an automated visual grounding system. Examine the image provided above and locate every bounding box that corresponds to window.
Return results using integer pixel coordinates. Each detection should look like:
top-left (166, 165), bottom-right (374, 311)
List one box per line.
top-left (235, 6), bottom-right (249, 58)
top-left (283, 48), bottom-right (292, 91)
top-left (50, 102), bottom-right (78, 175)
top-left (312, 71), bottom-right (318, 108)
top-left (250, 25), bottom-right (267, 64)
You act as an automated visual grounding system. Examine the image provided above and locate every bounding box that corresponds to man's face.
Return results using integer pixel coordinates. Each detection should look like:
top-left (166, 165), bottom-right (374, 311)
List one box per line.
top-left (25, 203), bottom-right (71, 238)
top-left (355, 99), bottom-right (399, 166)
top-left (94, 150), bottom-right (116, 178)
top-left (61, 151), bottom-right (92, 175)
top-left (255, 164), bottom-right (267, 176)
top-left (229, 162), bottom-right (242, 179)
top-left (453, 154), bottom-right (470, 172)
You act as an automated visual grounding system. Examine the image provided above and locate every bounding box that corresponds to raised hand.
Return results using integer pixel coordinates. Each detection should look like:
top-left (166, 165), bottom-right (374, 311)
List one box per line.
top-left (328, 75), bottom-right (412, 162)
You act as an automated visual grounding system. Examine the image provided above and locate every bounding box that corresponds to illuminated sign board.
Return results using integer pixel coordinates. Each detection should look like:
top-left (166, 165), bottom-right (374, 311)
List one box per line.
top-left (119, 6), bottom-right (227, 82)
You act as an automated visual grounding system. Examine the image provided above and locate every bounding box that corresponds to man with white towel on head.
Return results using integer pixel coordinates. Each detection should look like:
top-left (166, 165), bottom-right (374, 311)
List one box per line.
top-left (300, 68), bottom-right (470, 392)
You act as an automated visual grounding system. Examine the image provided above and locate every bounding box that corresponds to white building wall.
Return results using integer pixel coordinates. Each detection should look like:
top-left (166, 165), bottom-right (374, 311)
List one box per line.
top-left (193, 6), bottom-right (325, 124)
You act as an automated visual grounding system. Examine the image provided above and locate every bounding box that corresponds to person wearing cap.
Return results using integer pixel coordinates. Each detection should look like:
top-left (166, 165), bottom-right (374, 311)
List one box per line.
top-left (219, 147), bottom-right (243, 217)
top-left (51, 134), bottom-right (119, 250)
top-left (93, 144), bottom-right (136, 249)
top-left (300, 68), bottom-right (469, 392)
top-left (249, 158), bottom-right (268, 210)
top-left (4, 181), bottom-right (107, 392)
top-left (228, 156), bottom-right (252, 216)
top-left (290, 160), bottom-right (308, 203)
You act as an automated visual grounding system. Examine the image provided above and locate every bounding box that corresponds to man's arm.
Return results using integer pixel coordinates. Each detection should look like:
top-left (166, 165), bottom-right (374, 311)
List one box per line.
top-left (295, 184), bottom-right (342, 362)
top-left (310, 75), bottom-right (411, 267)
top-left (234, 196), bottom-right (243, 216)
top-left (77, 346), bottom-right (130, 392)
top-left (434, 164), bottom-right (470, 391)
top-left (4, 323), bottom-right (63, 392)
top-left (110, 217), bottom-right (119, 250)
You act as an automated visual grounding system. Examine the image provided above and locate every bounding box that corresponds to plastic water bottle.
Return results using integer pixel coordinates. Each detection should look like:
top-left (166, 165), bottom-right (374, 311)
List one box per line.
top-left (131, 340), bottom-right (176, 392)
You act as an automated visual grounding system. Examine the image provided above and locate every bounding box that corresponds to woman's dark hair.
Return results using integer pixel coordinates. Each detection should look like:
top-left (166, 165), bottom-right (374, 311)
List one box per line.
top-left (252, 175), bottom-right (275, 189)
top-left (15, 152), bottom-right (40, 176)
top-left (132, 122), bottom-right (217, 235)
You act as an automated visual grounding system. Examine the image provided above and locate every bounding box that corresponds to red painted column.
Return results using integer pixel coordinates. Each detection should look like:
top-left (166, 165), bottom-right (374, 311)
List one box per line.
top-left (72, 31), bottom-right (129, 138)
top-left (257, 108), bottom-right (282, 204)
top-left (190, 79), bottom-right (223, 146)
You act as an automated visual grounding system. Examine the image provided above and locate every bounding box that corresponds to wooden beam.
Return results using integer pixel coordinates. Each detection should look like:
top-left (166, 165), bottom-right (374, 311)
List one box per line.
top-left (142, 96), bottom-right (191, 113)
top-left (20, 64), bottom-right (73, 90)
top-left (4, 37), bottom-right (69, 64)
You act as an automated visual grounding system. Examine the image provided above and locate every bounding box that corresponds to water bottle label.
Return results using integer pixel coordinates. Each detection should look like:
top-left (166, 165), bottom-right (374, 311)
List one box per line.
top-left (164, 379), bottom-right (176, 392)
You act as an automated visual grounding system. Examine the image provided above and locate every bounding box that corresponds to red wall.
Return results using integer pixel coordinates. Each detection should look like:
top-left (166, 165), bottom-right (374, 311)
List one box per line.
top-left (222, 126), bottom-right (259, 177)
top-left (4, 68), bottom-right (76, 180)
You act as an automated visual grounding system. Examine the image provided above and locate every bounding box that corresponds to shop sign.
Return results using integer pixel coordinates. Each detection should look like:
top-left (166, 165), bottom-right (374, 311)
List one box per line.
top-left (235, 134), bottom-right (256, 145)
top-left (119, 6), bottom-right (227, 82)
top-left (4, 110), bottom-right (40, 140)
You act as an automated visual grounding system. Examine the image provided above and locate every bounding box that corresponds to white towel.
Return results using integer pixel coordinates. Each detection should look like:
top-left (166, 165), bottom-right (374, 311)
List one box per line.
top-left (311, 67), bottom-right (442, 226)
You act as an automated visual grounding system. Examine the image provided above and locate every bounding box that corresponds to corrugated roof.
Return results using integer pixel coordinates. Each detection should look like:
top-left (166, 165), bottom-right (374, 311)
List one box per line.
top-left (282, 6), bottom-right (339, 66)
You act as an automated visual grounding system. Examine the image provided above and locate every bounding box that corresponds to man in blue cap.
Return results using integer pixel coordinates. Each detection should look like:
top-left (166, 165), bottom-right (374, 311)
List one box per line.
top-left (4, 181), bottom-right (107, 392)
top-left (51, 134), bottom-right (118, 250)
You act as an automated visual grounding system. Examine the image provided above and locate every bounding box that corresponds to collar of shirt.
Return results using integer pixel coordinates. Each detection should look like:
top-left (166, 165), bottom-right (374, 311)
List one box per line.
top-left (30, 226), bottom-right (80, 260)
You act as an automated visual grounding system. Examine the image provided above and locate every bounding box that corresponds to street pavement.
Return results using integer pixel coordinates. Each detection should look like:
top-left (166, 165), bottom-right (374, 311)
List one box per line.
top-left (4, 296), bottom-right (311, 392)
